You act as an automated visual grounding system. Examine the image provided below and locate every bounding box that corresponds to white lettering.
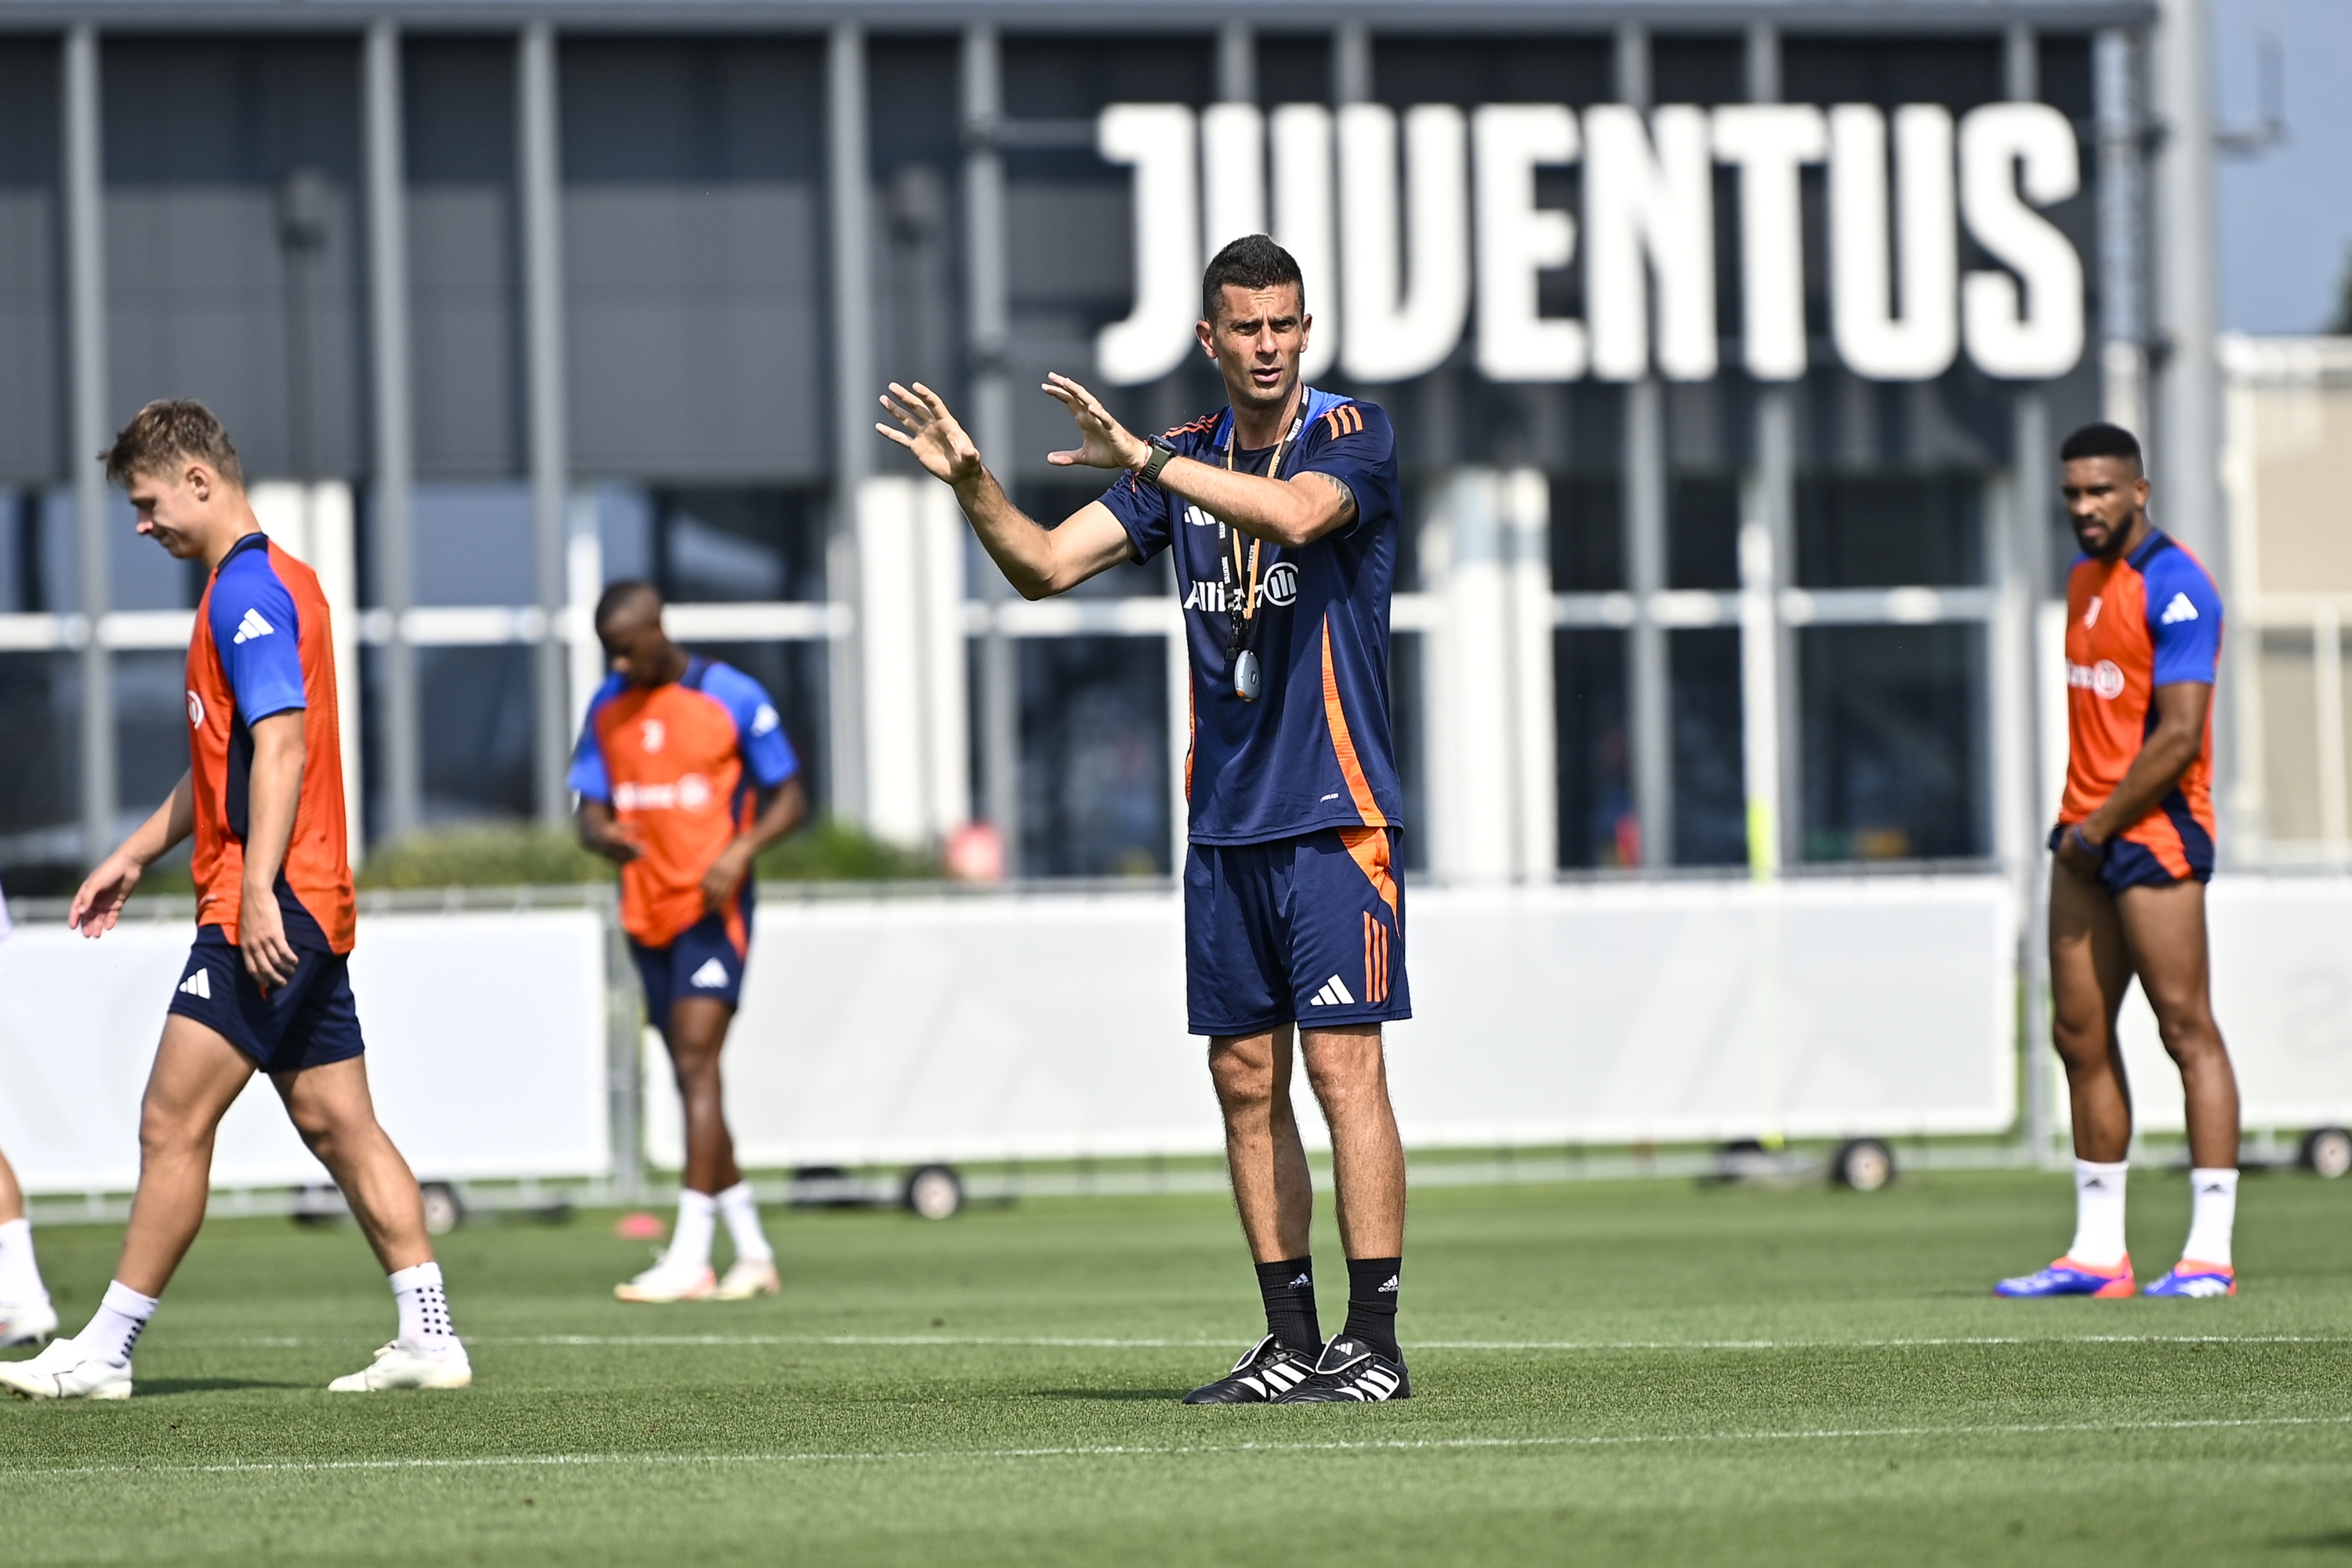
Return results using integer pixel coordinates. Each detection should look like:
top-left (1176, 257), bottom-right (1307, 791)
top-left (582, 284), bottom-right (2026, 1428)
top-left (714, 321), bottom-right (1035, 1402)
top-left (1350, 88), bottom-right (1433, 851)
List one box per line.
top-left (1584, 104), bottom-right (1717, 382)
top-left (1270, 104), bottom-right (1340, 379)
top-left (1711, 104), bottom-right (1828, 381)
top-left (1471, 103), bottom-right (1586, 382)
top-left (1201, 102), bottom-right (1265, 265)
top-left (1261, 561), bottom-right (1299, 607)
top-left (1339, 102), bottom-right (1470, 383)
top-left (1095, 103), bottom-right (1200, 386)
top-left (1958, 102), bottom-right (2086, 379)
top-left (1829, 104), bottom-right (1958, 380)
top-left (2067, 659), bottom-right (2126, 699)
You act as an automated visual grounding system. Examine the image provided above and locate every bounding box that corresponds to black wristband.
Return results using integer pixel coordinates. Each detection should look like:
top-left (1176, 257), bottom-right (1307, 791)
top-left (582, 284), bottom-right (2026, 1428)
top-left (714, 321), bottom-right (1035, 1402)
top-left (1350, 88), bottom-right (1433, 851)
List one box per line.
top-left (1140, 437), bottom-right (1177, 487)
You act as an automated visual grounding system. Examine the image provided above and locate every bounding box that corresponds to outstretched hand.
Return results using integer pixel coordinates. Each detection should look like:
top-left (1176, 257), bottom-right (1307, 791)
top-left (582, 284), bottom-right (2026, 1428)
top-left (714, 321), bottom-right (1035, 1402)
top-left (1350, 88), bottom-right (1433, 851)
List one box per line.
top-left (877, 383), bottom-right (985, 488)
top-left (1042, 373), bottom-right (1147, 471)
top-left (67, 851), bottom-right (143, 939)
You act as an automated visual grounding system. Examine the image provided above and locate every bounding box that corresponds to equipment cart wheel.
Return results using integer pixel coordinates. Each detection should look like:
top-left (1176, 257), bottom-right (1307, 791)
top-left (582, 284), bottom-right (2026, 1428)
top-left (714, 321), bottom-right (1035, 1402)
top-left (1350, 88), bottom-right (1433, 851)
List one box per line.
top-left (1831, 1138), bottom-right (1896, 1193)
top-left (902, 1164), bottom-right (964, 1220)
top-left (2303, 1127), bottom-right (2352, 1181)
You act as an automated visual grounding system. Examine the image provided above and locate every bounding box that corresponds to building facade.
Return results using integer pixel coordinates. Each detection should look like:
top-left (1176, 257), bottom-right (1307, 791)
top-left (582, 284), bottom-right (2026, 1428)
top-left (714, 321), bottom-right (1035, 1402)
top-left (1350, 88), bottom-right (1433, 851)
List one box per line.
top-left (0, 0), bottom-right (2212, 894)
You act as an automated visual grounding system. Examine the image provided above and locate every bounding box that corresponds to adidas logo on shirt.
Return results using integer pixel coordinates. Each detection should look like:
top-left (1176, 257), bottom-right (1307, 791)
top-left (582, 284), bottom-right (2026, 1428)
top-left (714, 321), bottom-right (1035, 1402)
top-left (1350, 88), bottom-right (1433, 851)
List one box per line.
top-left (688, 957), bottom-right (729, 989)
top-left (177, 970), bottom-right (211, 1000)
top-left (1308, 975), bottom-right (1356, 1008)
top-left (232, 608), bottom-right (274, 644)
top-left (2160, 591), bottom-right (2199, 626)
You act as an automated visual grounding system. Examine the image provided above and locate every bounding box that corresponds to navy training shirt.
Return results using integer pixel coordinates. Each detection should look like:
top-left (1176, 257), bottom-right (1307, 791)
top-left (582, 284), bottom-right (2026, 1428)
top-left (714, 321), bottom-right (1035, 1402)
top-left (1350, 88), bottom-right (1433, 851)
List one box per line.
top-left (1098, 388), bottom-right (1405, 846)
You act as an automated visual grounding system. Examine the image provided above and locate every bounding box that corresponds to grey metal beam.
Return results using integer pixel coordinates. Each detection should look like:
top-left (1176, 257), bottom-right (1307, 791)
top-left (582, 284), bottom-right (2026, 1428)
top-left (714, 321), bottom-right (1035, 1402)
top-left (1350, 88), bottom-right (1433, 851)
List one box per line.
top-left (1332, 19), bottom-right (1370, 105)
top-left (1616, 22), bottom-right (1673, 870)
top-left (519, 20), bottom-right (571, 826)
top-left (1217, 18), bottom-right (1254, 104)
top-left (364, 18), bottom-right (420, 847)
top-left (1745, 20), bottom-right (1799, 873)
top-left (827, 19), bottom-right (872, 825)
top-left (2094, 27), bottom-right (2146, 436)
top-left (2149, 0), bottom-right (2220, 568)
top-left (64, 24), bottom-right (113, 869)
top-left (962, 22), bottom-right (1019, 869)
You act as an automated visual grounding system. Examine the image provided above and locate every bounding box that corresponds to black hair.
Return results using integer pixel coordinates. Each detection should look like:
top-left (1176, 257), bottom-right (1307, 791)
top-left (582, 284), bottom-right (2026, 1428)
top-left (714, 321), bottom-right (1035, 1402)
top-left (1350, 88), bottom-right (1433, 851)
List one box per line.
top-left (593, 578), bottom-right (662, 630)
top-left (2060, 422), bottom-right (2143, 471)
top-left (1201, 234), bottom-right (1305, 325)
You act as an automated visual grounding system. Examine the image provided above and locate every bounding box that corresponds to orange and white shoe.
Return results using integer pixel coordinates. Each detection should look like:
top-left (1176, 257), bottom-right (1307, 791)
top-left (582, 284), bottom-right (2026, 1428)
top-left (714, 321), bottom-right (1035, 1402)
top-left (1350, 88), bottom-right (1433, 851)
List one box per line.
top-left (614, 1256), bottom-right (717, 1303)
top-left (2144, 1261), bottom-right (2236, 1298)
top-left (713, 1258), bottom-right (780, 1300)
top-left (1994, 1254), bottom-right (2136, 1298)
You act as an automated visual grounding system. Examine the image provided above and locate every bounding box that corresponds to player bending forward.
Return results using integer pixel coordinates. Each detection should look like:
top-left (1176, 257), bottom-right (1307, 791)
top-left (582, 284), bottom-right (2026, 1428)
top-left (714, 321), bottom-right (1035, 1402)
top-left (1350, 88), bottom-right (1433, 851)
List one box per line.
top-left (2, 401), bottom-right (468, 1400)
top-left (572, 583), bottom-right (806, 1302)
top-left (881, 235), bottom-right (1413, 1402)
top-left (1998, 423), bottom-right (2243, 1301)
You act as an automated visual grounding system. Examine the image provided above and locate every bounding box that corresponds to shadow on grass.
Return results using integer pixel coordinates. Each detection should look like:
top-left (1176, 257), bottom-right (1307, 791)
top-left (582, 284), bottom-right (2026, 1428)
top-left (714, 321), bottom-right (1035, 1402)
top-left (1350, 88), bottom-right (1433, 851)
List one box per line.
top-left (134, 1378), bottom-right (310, 1396)
top-left (2271, 1531), bottom-right (2352, 1553)
top-left (1028, 1388), bottom-right (1189, 1402)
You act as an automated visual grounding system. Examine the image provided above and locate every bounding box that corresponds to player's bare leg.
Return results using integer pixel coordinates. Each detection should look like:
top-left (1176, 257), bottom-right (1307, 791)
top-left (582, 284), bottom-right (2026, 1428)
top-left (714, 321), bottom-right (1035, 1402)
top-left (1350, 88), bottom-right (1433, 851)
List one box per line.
top-left (0, 1144), bottom-right (58, 1348)
top-left (1301, 1025), bottom-right (1406, 1260)
top-left (272, 1058), bottom-right (432, 1275)
top-left (2048, 862), bottom-right (2137, 1167)
top-left (1210, 1025), bottom-right (1313, 1262)
top-left (2118, 880), bottom-right (2242, 1290)
top-left (113, 1017), bottom-right (260, 1298)
top-left (619, 998), bottom-right (775, 1301)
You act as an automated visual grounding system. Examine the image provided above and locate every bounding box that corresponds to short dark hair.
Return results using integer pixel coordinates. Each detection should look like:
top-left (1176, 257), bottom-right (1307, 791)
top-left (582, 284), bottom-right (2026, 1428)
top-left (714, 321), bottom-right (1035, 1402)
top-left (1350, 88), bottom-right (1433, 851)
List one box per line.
top-left (1202, 234), bottom-right (1305, 325)
top-left (593, 579), bottom-right (662, 630)
top-left (102, 398), bottom-right (244, 488)
top-left (2060, 422), bottom-right (2143, 471)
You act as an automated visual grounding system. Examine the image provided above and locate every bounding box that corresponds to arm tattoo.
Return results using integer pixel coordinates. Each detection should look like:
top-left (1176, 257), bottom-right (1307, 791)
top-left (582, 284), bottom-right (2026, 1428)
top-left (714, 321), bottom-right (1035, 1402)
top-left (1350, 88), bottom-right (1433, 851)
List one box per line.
top-left (1301, 470), bottom-right (1358, 524)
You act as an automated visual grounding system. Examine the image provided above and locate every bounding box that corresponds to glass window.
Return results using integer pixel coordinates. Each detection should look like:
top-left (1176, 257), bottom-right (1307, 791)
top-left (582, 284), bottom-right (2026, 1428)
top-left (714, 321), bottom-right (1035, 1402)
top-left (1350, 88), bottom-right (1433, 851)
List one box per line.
top-left (0, 651), bottom-right (78, 891)
top-left (1670, 627), bottom-right (1747, 866)
top-left (651, 488), bottom-right (827, 604)
top-left (1555, 629), bottom-right (1632, 869)
top-left (1549, 472), bottom-right (1621, 593)
top-left (1796, 473), bottom-right (1984, 588)
top-left (1668, 474), bottom-right (1740, 591)
top-left (1388, 630), bottom-right (1427, 873)
top-left (1799, 623), bottom-right (1987, 862)
top-left (419, 645), bottom-right (535, 823)
top-left (1018, 635), bottom-right (1169, 878)
top-left (412, 483), bottom-right (533, 607)
top-left (114, 649), bottom-right (192, 818)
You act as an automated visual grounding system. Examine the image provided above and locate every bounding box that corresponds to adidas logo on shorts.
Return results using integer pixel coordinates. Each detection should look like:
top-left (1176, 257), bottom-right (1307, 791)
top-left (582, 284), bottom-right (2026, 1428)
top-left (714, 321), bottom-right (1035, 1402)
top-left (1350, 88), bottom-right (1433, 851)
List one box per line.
top-left (177, 969), bottom-right (211, 1000)
top-left (688, 957), bottom-right (729, 989)
top-left (1308, 975), bottom-right (1355, 1008)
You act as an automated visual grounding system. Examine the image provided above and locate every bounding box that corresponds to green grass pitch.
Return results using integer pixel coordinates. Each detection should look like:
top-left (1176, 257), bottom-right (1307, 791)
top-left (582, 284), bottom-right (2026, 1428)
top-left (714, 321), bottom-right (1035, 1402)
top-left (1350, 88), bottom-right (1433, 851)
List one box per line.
top-left (5, 1167), bottom-right (2350, 1566)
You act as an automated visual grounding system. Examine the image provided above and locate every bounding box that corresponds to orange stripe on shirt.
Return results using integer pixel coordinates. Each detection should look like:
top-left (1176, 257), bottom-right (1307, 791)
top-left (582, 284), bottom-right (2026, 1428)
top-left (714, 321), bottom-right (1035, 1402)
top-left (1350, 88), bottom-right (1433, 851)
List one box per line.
top-left (1322, 615), bottom-right (1389, 829)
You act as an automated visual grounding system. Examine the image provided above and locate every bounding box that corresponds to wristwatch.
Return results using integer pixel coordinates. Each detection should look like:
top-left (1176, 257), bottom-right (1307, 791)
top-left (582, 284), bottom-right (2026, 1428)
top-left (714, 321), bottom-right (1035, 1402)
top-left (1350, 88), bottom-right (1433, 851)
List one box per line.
top-left (1140, 435), bottom-right (1178, 487)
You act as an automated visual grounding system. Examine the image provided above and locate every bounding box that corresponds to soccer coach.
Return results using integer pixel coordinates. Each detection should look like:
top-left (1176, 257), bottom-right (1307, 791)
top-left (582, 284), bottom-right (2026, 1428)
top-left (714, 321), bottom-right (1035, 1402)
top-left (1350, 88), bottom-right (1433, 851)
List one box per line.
top-left (879, 235), bottom-right (1413, 1403)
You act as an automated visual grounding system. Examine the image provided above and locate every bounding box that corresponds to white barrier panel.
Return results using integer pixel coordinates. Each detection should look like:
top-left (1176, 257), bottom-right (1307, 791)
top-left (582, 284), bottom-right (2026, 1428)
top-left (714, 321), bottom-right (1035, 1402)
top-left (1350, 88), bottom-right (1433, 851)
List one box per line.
top-left (2089, 877), bottom-right (2352, 1135)
top-left (0, 910), bottom-right (608, 1193)
top-left (646, 876), bottom-right (2018, 1167)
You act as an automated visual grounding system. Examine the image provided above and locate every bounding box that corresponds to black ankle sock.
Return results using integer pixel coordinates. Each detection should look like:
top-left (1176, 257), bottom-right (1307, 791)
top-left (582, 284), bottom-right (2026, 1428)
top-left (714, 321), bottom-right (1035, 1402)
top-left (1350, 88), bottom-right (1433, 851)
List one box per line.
top-left (1254, 1258), bottom-right (1322, 1356)
top-left (1341, 1257), bottom-right (1402, 1361)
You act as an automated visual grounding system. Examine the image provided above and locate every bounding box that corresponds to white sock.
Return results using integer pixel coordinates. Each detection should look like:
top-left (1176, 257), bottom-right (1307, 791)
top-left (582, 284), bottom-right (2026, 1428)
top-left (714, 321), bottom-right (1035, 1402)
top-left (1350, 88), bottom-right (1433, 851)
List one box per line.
top-left (715, 1181), bottom-right (773, 1265)
top-left (78, 1280), bottom-right (158, 1367)
top-left (0, 1217), bottom-right (48, 1305)
top-left (2066, 1158), bottom-right (2130, 1268)
top-left (668, 1189), bottom-right (717, 1272)
top-left (390, 1261), bottom-right (459, 1352)
top-left (2180, 1167), bottom-right (2239, 1269)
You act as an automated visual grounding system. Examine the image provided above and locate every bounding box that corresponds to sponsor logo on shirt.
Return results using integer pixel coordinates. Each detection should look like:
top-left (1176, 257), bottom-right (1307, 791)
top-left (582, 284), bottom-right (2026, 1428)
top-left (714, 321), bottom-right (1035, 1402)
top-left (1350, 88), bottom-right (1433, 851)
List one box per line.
top-left (2083, 595), bottom-right (2102, 629)
top-left (2067, 659), bottom-right (2126, 700)
top-left (232, 608), bottom-right (274, 644)
top-left (612, 772), bottom-right (713, 811)
top-left (186, 690), bottom-right (205, 728)
top-left (1262, 561), bottom-right (1298, 607)
top-left (1184, 504), bottom-right (1219, 528)
top-left (2159, 590), bottom-right (2199, 626)
top-left (641, 718), bottom-right (666, 753)
top-left (1181, 570), bottom-right (1298, 615)
top-left (750, 703), bottom-right (780, 737)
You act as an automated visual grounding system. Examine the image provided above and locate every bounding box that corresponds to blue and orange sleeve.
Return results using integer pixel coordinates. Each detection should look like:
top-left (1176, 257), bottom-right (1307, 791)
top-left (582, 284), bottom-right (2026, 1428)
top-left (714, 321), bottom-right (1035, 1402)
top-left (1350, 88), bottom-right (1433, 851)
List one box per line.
top-left (1294, 401), bottom-right (1392, 537)
top-left (2143, 550), bottom-right (2223, 687)
top-left (209, 552), bottom-right (307, 724)
top-left (703, 663), bottom-right (799, 789)
top-left (566, 675), bottom-right (624, 803)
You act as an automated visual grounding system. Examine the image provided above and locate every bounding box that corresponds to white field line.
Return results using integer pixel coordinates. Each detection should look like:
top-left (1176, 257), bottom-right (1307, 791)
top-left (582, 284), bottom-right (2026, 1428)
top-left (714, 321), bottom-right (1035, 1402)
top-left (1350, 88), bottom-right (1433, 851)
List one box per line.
top-left (17, 1414), bottom-right (2352, 1481)
top-left (182, 1333), bottom-right (2352, 1351)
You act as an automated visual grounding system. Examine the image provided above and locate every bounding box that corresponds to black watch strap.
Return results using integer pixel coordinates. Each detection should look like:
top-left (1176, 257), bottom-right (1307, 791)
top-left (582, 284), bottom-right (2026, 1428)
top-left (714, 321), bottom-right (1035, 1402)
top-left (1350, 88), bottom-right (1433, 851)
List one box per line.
top-left (1141, 437), bottom-right (1178, 487)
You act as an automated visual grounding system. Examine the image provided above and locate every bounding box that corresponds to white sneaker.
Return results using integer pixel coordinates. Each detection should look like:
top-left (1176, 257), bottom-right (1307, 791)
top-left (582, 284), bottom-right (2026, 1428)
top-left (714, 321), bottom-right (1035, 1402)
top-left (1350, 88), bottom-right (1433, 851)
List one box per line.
top-left (614, 1256), bottom-right (717, 1303)
top-left (712, 1258), bottom-right (780, 1300)
top-left (0, 1338), bottom-right (132, 1401)
top-left (0, 1298), bottom-right (59, 1349)
top-left (328, 1340), bottom-right (473, 1392)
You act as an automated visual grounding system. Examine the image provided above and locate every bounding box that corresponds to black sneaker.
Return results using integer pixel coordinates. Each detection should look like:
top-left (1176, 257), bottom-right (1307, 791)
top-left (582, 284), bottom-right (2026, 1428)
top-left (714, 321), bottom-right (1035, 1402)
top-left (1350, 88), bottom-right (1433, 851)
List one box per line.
top-left (1271, 1336), bottom-right (1410, 1403)
top-left (1181, 1334), bottom-right (1321, 1404)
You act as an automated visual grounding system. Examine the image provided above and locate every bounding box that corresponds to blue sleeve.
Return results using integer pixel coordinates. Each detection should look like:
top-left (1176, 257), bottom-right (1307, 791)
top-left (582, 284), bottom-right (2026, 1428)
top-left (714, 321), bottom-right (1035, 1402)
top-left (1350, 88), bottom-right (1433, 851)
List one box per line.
top-left (704, 664), bottom-right (800, 789)
top-left (2143, 548), bottom-right (2223, 687)
top-left (208, 554), bottom-right (307, 724)
top-left (1294, 401), bottom-right (1396, 538)
top-left (565, 675), bottom-right (623, 803)
top-left (1097, 469), bottom-right (1171, 564)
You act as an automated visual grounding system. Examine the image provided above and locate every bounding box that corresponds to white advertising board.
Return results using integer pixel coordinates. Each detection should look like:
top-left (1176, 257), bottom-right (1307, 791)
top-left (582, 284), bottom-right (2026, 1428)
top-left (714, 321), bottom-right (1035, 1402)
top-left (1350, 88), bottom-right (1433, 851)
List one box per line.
top-left (645, 876), bottom-right (2019, 1168)
top-left (0, 909), bottom-right (608, 1193)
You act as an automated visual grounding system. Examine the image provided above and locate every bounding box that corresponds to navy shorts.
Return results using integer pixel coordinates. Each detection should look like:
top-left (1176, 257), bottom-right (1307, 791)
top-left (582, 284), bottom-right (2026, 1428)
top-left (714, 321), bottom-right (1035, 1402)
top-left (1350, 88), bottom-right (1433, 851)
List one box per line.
top-left (632, 909), bottom-right (750, 1030)
top-left (167, 925), bottom-right (365, 1074)
top-left (1185, 826), bottom-right (1410, 1036)
top-left (2049, 824), bottom-right (2213, 893)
